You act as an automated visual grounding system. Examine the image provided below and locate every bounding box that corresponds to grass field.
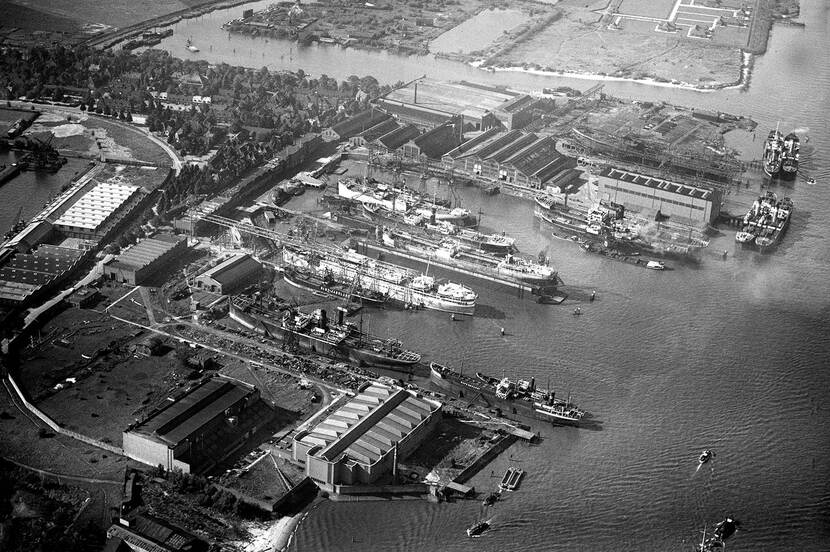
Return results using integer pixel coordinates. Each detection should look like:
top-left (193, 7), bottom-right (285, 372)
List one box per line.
top-left (619, 0), bottom-right (678, 18)
top-left (1, 0), bottom-right (202, 29)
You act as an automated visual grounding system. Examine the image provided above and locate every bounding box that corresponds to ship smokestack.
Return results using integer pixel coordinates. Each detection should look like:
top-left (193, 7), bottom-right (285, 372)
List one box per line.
top-left (337, 306), bottom-right (347, 325)
top-left (319, 309), bottom-right (328, 329)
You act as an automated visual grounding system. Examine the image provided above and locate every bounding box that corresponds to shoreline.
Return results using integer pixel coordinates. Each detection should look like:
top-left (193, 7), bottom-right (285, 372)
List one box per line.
top-left (79, 0), bottom-right (790, 94)
top-left (470, 53), bottom-right (752, 93)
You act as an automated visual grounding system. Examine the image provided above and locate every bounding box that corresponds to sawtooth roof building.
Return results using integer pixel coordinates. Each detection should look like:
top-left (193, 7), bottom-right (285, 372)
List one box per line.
top-left (53, 180), bottom-right (143, 240)
top-left (322, 109), bottom-right (392, 142)
top-left (0, 244), bottom-right (86, 305)
top-left (443, 130), bottom-right (581, 191)
top-left (123, 376), bottom-right (272, 474)
top-left (292, 383), bottom-right (441, 492)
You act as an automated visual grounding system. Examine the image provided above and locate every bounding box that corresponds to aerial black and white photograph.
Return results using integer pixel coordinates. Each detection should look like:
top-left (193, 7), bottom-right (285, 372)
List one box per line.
top-left (0, 0), bottom-right (827, 550)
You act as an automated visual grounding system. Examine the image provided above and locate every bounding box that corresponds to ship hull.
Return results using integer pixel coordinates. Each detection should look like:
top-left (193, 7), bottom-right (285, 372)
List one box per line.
top-left (429, 365), bottom-right (581, 425)
top-left (349, 348), bottom-right (419, 372)
top-left (229, 305), bottom-right (347, 358)
top-left (311, 257), bottom-right (476, 316)
top-left (282, 268), bottom-right (387, 306)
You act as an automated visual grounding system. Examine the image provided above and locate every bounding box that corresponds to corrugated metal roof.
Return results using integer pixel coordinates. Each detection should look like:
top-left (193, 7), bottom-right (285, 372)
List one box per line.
top-left (301, 383), bottom-right (439, 468)
top-left (114, 234), bottom-right (184, 270)
top-left (131, 377), bottom-right (255, 446)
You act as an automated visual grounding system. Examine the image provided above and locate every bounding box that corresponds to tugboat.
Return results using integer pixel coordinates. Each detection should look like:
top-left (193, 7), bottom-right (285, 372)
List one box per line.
top-left (781, 132), bottom-right (800, 177)
top-left (698, 449), bottom-right (715, 465)
top-left (466, 520), bottom-right (490, 537)
top-left (713, 517), bottom-right (740, 541)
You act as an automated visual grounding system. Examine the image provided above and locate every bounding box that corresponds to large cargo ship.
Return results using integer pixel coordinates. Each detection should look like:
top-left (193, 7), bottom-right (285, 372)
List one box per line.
top-left (283, 246), bottom-right (478, 315)
top-left (762, 128), bottom-right (784, 177)
top-left (429, 362), bottom-right (585, 425)
top-left (229, 298), bottom-right (421, 371)
top-left (781, 132), bottom-right (800, 177)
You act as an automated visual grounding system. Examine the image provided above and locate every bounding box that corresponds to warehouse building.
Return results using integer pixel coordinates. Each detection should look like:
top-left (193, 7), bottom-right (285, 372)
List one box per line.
top-left (194, 253), bottom-right (262, 295)
top-left (445, 131), bottom-right (581, 191)
top-left (401, 122), bottom-right (461, 161)
top-left (53, 180), bottom-right (143, 240)
top-left (103, 233), bottom-right (188, 286)
top-left (348, 118), bottom-right (400, 148)
top-left (123, 376), bottom-right (271, 474)
top-left (322, 109), bottom-right (392, 142)
top-left (597, 167), bottom-right (722, 225)
top-left (0, 244), bottom-right (86, 305)
top-left (292, 383), bottom-right (441, 492)
top-left (380, 79), bottom-right (530, 131)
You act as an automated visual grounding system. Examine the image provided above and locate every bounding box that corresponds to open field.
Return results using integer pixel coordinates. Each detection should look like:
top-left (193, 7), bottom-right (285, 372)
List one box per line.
top-left (0, 0), bottom-right (216, 30)
top-left (485, 0), bottom-right (747, 86)
top-left (24, 112), bottom-right (174, 168)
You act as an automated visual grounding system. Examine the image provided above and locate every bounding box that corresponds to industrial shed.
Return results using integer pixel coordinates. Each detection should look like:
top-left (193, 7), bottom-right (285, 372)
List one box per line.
top-left (123, 376), bottom-right (272, 474)
top-left (103, 233), bottom-right (188, 286)
top-left (292, 383), bottom-right (441, 492)
top-left (193, 253), bottom-right (262, 295)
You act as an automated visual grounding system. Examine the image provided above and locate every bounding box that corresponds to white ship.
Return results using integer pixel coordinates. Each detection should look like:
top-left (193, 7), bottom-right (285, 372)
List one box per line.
top-left (495, 253), bottom-right (558, 284)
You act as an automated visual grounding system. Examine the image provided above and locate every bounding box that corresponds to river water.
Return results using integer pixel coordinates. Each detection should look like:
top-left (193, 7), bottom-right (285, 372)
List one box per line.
top-left (4, 1), bottom-right (830, 550)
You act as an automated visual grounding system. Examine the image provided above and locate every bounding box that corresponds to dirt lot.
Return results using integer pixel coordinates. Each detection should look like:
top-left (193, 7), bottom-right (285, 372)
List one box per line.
top-left (404, 417), bottom-right (492, 483)
top-left (25, 112), bottom-right (173, 168)
top-left (222, 451), bottom-right (306, 505)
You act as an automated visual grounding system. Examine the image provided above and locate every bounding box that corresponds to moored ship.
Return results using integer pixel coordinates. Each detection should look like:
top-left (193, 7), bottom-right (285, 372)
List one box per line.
top-left (495, 253), bottom-right (558, 284)
top-left (283, 246), bottom-right (477, 315)
top-left (734, 191), bottom-right (793, 250)
top-left (781, 132), bottom-right (800, 177)
top-left (429, 362), bottom-right (584, 425)
top-left (755, 196), bottom-right (793, 250)
top-left (229, 298), bottom-right (421, 371)
top-left (762, 128), bottom-right (784, 177)
top-left (281, 266), bottom-right (387, 306)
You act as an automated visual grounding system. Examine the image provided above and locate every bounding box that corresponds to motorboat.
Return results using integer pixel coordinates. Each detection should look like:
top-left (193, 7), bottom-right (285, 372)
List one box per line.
top-left (698, 449), bottom-right (715, 464)
top-left (646, 260), bottom-right (665, 270)
top-left (466, 520), bottom-right (490, 537)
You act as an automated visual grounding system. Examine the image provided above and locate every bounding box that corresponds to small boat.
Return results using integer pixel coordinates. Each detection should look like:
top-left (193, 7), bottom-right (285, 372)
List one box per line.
top-left (482, 490), bottom-right (500, 506)
top-left (698, 449), bottom-right (715, 464)
top-left (645, 260), bottom-right (665, 270)
top-left (466, 520), bottom-right (490, 537)
top-left (185, 38), bottom-right (200, 52)
top-left (713, 517), bottom-right (740, 541)
top-left (572, 307), bottom-right (582, 315)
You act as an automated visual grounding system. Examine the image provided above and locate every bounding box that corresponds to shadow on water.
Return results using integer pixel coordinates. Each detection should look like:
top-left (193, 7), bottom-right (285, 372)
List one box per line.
top-left (472, 303), bottom-right (507, 320)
